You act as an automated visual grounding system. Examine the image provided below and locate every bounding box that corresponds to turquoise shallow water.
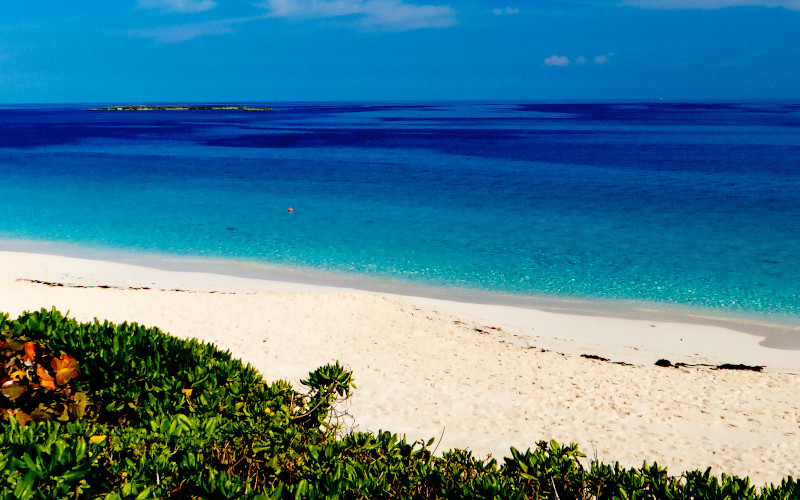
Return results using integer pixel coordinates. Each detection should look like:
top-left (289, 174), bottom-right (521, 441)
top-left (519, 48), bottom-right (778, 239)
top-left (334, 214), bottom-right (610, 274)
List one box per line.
top-left (1, 102), bottom-right (799, 326)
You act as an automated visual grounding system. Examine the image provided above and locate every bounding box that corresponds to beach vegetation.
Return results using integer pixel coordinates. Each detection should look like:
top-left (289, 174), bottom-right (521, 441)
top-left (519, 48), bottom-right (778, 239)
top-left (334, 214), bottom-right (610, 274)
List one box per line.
top-left (0, 308), bottom-right (797, 499)
top-left (1, 329), bottom-right (89, 426)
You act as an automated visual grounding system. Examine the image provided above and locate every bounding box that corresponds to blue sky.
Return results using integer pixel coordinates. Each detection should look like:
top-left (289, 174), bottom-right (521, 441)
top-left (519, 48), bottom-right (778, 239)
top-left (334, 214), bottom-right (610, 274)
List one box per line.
top-left (1, 0), bottom-right (798, 102)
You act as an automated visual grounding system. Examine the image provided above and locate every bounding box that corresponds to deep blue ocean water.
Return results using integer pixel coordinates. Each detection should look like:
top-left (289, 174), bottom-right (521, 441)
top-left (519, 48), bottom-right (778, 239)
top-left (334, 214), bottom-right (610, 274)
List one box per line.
top-left (1, 102), bottom-right (799, 325)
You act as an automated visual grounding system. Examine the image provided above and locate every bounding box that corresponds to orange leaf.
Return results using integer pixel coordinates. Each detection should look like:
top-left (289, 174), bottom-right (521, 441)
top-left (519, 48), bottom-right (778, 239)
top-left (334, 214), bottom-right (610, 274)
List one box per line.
top-left (51, 353), bottom-right (79, 386)
top-left (15, 410), bottom-right (31, 426)
top-left (23, 342), bottom-right (35, 362)
top-left (37, 365), bottom-right (56, 390)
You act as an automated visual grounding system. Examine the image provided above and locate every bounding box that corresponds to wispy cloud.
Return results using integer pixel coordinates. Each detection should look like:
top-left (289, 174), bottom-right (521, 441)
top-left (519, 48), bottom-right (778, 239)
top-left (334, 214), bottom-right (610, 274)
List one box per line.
top-left (544, 55), bottom-right (570, 66)
top-left (545, 53), bottom-right (614, 67)
top-left (492, 6), bottom-right (520, 15)
top-left (125, 0), bottom-right (455, 44)
top-left (137, 0), bottom-right (217, 13)
top-left (623, 0), bottom-right (800, 10)
top-left (260, 0), bottom-right (457, 30)
top-left (121, 18), bottom-right (238, 43)
top-left (594, 52), bottom-right (613, 64)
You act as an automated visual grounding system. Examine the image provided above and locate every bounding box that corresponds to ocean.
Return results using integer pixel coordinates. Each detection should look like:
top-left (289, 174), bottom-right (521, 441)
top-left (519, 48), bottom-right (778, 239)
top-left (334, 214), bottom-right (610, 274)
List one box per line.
top-left (1, 101), bottom-right (799, 326)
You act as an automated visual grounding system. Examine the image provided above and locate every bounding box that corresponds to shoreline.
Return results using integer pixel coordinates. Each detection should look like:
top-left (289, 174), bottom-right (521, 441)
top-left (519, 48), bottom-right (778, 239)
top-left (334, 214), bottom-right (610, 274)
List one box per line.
top-left (1, 249), bottom-right (800, 484)
top-left (2, 247), bottom-right (798, 371)
top-left (2, 237), bottom-right (798, 349)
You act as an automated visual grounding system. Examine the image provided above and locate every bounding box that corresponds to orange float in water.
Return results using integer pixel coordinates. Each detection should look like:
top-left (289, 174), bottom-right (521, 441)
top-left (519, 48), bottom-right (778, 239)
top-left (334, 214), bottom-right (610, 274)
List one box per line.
top-left (287, 207), bottom-right (293, 213)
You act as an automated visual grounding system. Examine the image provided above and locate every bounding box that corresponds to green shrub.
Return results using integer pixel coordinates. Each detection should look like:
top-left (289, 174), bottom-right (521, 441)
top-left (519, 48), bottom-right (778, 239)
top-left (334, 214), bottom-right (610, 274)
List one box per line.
top-left (0, 419), bottom-right (109, 499)
top-left (1, 308), bottom-right (349, 498)
top-left (0, 308), bottom-right (797, 499)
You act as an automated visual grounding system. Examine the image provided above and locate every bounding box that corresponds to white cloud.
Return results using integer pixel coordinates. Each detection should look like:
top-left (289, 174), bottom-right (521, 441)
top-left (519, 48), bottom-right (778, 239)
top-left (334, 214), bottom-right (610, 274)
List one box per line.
top-left (544, 55), bottom-right (570, 66)
top-left (623, 0), bottom-right (800, 10)
top-left (260, 0), bottom-right (457, 29)
top-left (544, 53), bottom-right (612, 66)
top-left (122, 19), bottom-right (235, 43)
top-left (492, 6), bottom-right (520, 15)
top-left (125, 0), bottom-right (455, 43)
top-left (137, 0), bottom-right (217, 13)
top-left (594, 52), bottom-right (613, 64)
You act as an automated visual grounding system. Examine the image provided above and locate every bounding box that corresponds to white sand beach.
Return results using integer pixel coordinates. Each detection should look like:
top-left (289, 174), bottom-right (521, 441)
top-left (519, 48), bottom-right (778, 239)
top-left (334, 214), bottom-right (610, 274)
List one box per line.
top-left (1, 250), bottom-right (798, 486)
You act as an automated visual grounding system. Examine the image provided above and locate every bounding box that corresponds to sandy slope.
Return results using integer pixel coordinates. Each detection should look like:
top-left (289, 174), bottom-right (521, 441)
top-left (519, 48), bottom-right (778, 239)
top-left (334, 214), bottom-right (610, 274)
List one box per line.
top-left (1, 250), bottom-right (798, 486)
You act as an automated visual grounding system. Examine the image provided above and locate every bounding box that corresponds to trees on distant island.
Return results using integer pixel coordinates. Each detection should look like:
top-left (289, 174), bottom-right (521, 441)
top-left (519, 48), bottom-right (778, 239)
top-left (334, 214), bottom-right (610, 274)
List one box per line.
top-left (89, 105), bottom-right (272, 111)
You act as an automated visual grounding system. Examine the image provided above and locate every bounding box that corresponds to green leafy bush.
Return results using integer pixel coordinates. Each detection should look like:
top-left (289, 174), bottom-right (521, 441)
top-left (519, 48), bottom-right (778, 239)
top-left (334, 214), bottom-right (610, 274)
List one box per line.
top-left (0, 308), bottom-right (797, 499)
top-left (0, 308), bottom-right (349, 498)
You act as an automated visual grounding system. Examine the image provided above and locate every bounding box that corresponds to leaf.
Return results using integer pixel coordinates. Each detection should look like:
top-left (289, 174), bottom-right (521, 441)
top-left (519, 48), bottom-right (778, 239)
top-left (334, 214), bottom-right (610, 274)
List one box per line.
top-left (13, 470), bottom-right (37, 500)
top-left (23, 341), bottom-right (35, 362)
top-left (36, 365), bottom-right (56, 390)
top-left (7, 340), bottom-right (24, 352)
top-left (51, 353), bottom-right (79, 385)
top-left (89, 435), bottom-right (107, 445)
top-left (175, 413), bottom-right (193, 432)
top-left (1, 383), bottom-right (27, 401)
top-left (58, 468), bottom-right (90, 483)
top-left (182, 388), bottom-right (192, 399)
top-left (70, 392), bottom-right (88, 419)
top-left (134, 487), bottom-right (154, 500)
top-left (15, 411), bottom-right (31, 426)
top-left (30, 409), bottom-right (51, 422)
top-left (20, 452), bottom-right (42, 477)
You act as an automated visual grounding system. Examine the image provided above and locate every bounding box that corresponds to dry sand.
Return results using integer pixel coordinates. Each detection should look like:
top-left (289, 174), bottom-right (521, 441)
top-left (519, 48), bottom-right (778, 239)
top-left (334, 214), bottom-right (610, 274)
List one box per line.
top-left (1, 250), bottom-right (798, 486)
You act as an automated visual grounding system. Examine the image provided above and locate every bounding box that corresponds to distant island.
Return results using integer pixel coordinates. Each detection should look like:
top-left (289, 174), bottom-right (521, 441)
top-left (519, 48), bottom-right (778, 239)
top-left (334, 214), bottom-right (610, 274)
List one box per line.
top-left (88, 105), bottom-right (272, 111)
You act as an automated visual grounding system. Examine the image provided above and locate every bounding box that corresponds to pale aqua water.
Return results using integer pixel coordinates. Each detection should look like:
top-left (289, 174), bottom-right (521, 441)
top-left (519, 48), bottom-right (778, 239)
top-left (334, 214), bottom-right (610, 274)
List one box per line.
top-left (1, 102), bottom-right (799, 326)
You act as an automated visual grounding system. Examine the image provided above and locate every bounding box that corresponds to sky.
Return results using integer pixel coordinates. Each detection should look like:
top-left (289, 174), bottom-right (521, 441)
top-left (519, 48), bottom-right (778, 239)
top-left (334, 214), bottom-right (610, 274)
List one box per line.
top-left (0, 0), bottom-right (798, 102)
